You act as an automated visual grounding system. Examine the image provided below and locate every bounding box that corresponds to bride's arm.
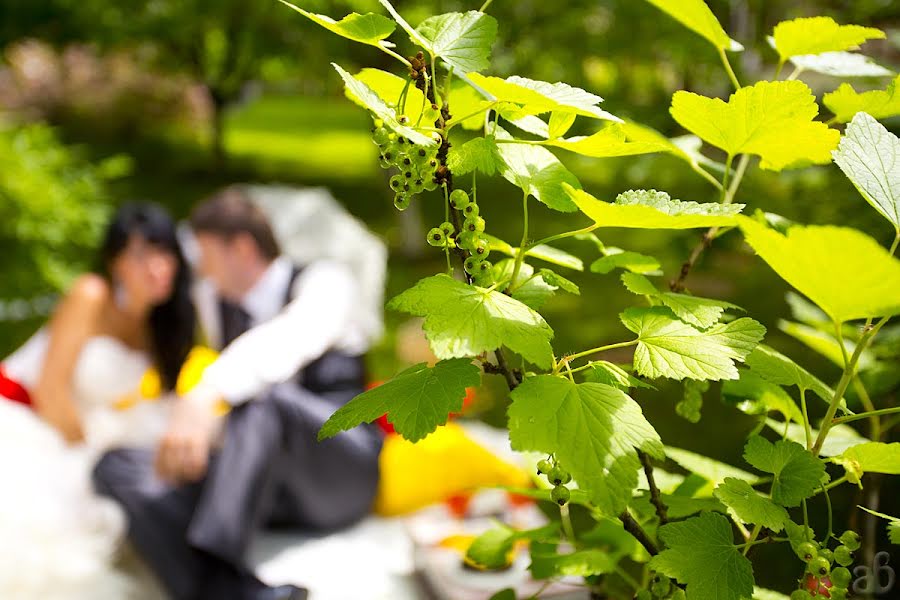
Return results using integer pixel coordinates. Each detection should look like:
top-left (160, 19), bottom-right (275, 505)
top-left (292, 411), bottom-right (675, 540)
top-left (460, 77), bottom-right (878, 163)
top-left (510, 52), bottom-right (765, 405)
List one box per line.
top-left (32, 274), bottom-right (108, 444)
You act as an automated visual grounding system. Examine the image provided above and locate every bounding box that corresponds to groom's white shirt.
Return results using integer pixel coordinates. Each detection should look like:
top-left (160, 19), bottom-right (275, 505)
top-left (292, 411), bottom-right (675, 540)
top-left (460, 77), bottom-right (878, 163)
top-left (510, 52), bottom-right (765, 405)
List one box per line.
top-left (193, 256), bottom-right (367, 404)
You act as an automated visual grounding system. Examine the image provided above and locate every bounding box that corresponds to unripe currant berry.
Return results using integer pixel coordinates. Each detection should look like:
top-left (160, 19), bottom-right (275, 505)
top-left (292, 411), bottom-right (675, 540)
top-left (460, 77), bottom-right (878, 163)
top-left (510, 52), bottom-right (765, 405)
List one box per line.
top-left (829, 589), bottom-right (847, 600)
top-left (818, 548), bottom-right (833, 564)
top-left (472, 238), bottom-right (490, 260)
top-left (402, 182), bottom-right (411, 193)
top-left (464, 256), bottom-right (483, 275)
top-left (797, 542), bottom-right (818, 562)
top-left (402, 157), bottom-right (412, 166)
top-left (439, 221), bottom-right (455, 237)
top-left (418, 148), bottom-right (427, 158)
top-left (635, 590), bottom-right (652, 600)
top-left (462, 202), bottom-right (480, 218)
top-left (389, 175), bottom-right (403, 191)
top-left (398, 115), bottom-right (409, 124)
top-left (426, 228), bottom-right (446, 247)
top-left (450, 189), bottom-right (470, 210)
top-left (839, 531), bottom-right (860, 551)
top-left (383, 150), bottom-right (395, 163)
top-left (476, 260), bottom-right (492, 278)
top-left (464, 216), bottom-right (486, 233)
top-left (650, 574), bottom-right (671, 598)
top-left (456, 231), bottom-right (478, 252)
top-left (474, 269), bottom-right (494, 288)
top-left (372, 118), bottom-right (384, 129)
top-left (393, 193), bottom-right (410, 211)
top-left (550, 485), bottom-right (570, 506)
top-left (412, 179), bottom-right (425, 193)
top-left (789, 590), bottom-right (810, 600)
top-left (372, 127), bottom-right (390, 145)
top-left (536, 459), bottom-right (553, 475)
top-left (404, 170), bottom-right (414, 179)
top-left (808, 556), bottom-right (830, 578)
top-left (548, 466), bottom-right (571, 485)
top-left (830, 566), bottom-right (851, 588)
top-left (833, 545), bottom-right (853, 567)
top-left (423, 178), bottom-right (438, 192)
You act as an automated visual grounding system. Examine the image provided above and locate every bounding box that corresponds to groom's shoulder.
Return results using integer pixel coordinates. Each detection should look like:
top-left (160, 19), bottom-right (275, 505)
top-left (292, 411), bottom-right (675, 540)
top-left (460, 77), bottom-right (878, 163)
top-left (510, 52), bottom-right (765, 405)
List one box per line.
top-left (69, 273), bottom-right (110, 305)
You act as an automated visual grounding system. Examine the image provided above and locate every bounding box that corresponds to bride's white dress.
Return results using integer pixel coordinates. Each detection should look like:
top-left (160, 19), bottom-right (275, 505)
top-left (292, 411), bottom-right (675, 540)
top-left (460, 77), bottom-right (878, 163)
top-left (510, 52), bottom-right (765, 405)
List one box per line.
top-left (0, 330), bottom-right (171, 599)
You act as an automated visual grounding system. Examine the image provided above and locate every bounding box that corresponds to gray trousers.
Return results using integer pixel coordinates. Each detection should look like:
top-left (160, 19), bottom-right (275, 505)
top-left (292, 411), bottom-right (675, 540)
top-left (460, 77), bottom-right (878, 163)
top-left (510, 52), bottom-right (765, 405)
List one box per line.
top-left (93, 382), bottom-right (382, 600)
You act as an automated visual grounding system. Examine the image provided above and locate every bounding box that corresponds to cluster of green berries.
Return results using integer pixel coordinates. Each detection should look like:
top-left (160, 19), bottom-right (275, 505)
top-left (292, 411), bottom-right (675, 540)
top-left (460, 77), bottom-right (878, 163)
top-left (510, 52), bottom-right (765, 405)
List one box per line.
top-left (635, 573), bottom-right (684, 600)
top-left (536, 457), bottom-right (572, 506)
top-left (790, 530), bottom-right (860, 600)
top-left (425, 188), bottom-right (494, 285)
top-left (371, 118), bottom-right (441, 210)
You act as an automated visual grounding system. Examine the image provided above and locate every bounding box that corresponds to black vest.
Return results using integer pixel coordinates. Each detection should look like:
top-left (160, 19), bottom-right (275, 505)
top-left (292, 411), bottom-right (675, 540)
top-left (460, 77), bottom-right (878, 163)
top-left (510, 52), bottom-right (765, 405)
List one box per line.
top-left (217, 265), bottom-right (366, 397)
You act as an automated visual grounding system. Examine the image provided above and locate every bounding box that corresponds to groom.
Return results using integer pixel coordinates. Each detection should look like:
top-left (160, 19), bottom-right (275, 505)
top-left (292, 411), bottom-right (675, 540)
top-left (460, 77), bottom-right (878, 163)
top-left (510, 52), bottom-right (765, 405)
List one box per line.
top-left (94, 186), bottom-right (383, 600)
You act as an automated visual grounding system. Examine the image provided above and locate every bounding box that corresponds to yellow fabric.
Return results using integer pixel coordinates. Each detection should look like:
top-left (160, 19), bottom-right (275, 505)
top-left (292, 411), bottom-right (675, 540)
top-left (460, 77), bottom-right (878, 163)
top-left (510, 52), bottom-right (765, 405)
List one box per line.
top-left (373, 422), bottom-right (530, 516)
top-left (113, 347), bottom-right (220, 410)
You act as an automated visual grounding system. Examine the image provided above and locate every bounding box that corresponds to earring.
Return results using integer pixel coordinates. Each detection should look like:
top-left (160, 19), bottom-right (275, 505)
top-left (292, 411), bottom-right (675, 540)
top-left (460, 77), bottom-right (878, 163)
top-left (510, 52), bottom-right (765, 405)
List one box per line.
top-left (114, 281), bottom-right (129, 309)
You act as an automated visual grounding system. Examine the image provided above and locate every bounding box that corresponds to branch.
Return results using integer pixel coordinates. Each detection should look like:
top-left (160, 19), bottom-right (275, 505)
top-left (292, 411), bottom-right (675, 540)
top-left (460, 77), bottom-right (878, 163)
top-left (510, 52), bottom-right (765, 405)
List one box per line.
top-left (493, 347), bottom-right (522, 390)
top-left (619, 510), bottom-right (658, 556)
top-left (639, 450), bottom-right (668, 525)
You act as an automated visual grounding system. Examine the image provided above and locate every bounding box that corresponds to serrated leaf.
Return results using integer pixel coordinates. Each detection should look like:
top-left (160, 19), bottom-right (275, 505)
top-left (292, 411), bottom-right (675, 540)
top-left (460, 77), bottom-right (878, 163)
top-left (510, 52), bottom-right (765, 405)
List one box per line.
top-left (714, 477), bottom-right (790, 532)
top-left (319, 359), bottom-right (480, 442)
top-left (567, 186), bottom-right (743, 230)
top-left (858, 507), bottom-right (900, 544)
top-left (583, 360), bottom-right (656, 391)
top-left (416, 11), bottom-right (498, 74)
top-left (832, 111), bottom-right (900, 230)
top-left (388, 274), bottom-right (554, 368)
top-left (645, 0), bottom-right (743, 52)
top-left (722, 370), bottom-right (803, 424)
top-left (278, 2), bottom-right (396, 47)
top-left (790, 51), bottom-right (893, 78)
top-left (466, 523), bottom-right (560, 570)
top-left (491, 125), bottom-right (581, 212)
top-left (468, 73), bottom-right (620, 122)
top-left (743, 436), bottom-right (827, 507)
top-left (448, 81), bottom-right (491, 130)
top-left (824, 75), bottom-right (900, 123)
top-left (332, 63), bottom-right (435, 147)
top-left (447, 136), bottom-right (504, 176)
top-left (622, 273), bottom-right (742, 329)
top-left (772, 17), bottom-right (884, 63)
top-left (671, 81), bottom-right (840, 171)
top-left (666, 446), bottom-right (764, 494)
top-left (548, 110), bottom-right (577, 139)
top-left (351, 68), bottom-right (439, 126)
top-left (738, 218), bottom-right (900, 323)
top-left (832, 442), bottom-right (900, 485)
top-left (621, 307), bottom-right (765, 381)
top-left (744, 345), bottom-right (840, 411)
top-left (539, 269), bottom-right (579, 295)
top-left (784, 519), bottom-right (817, 554)
top-left (545, 123), bottom-right (669, 158)
top-left (508, 376), bottom-right (664, 516)
top-left (764, 419), bottom-right (869, 458)
top-left (591, 251), bottom-right (662, 275)
top-left (650, 512), bottom-right (754, 600)
top-left (492, 260), bottom-right (557, 310)
top-left (677, 380), bottom-right (708, 423)
top-left (484, 233), bottom-right (584, 271)
top-left (529, 548), bottom-right (616, 579)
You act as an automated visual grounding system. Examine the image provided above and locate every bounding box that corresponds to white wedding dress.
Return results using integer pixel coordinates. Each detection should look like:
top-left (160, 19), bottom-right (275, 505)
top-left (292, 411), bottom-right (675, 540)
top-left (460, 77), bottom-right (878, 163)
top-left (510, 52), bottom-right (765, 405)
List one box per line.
top-left (0, 329), bottom-right (171, 599)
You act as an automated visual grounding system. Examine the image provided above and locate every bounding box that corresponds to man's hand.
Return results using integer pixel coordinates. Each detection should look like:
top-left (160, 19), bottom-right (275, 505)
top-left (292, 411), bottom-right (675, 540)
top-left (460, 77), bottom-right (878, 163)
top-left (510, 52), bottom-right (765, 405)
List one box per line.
top-left (156, 386), bottom-right (224, 484)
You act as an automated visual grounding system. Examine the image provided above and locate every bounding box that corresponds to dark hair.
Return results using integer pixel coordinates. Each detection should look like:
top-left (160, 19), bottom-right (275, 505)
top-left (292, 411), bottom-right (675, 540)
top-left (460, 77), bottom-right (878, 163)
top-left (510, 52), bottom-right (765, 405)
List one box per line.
top-left (99, 203), bottom-right (196, 391)
top-left (189, 185), bottom-right (280, 260)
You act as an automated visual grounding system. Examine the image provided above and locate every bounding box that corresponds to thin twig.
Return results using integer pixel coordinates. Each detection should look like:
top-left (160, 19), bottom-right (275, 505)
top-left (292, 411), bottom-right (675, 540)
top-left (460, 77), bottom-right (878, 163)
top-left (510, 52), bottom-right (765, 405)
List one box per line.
top-left (619, 510), bottom-right (658, 556)
top-left (639, 451), bottom-right (668, 524)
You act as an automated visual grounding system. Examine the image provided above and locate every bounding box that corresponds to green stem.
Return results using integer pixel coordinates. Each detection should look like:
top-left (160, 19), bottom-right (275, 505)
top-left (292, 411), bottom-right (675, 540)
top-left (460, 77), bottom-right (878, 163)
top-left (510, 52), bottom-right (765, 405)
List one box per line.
top-left (786, 66), bottom-right (803, 80)
top-left (378, 43), bottom-right (412, 67)
top-left (527, 224), bottom-right (599, 252)
top-left (718, 47), bottom-right (741, 90)
top-left (560, 503), bottom-right (577, 547)
top-left (479, 0), bottom-right (495, 11)
top-left (802, 499), bottom-right (811, 541)
top-left (691, 162), bottom-right (724, 190)
top-left (852, 376), bottom-right (881, 440)
top-left (832, 406), bottom-right (900, 427)
top-left (821, 483), bottom-right (834, 541)
top-left (800, 388), bottom-right (812, 450)
top-left (395, 79), bottom-right (411, 114)
top-left (378, 0), bottom-right (430, 49)
top-left (741, 524), bottom-right (763, 556)
top-left (614, 565), bottom-right (642, 593)
top-left (834, 320), bottom-right (851, 368)
top-left (445, 101), bottom-right (498, 129)
top-left (443, 185), bottom-right (452, 274)
top-left (774, 60), bottom-right (785, 80)
top-left (889, 229), bottom-right (900, 256)
top-left (726, 154), bottom-right (750, 202)
top-left (508, 189), bottom-right (530, 293)
top-left (824, 475), bottom-right (849, 492)
top-left (555, 340), bottom-right (639, 373)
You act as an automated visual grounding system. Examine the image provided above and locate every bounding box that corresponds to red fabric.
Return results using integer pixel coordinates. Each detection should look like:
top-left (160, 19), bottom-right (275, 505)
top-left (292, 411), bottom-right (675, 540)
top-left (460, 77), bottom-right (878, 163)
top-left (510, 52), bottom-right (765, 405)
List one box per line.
top-left (367, 380), bottom-right (477, 435)
top-left (0, 366), bottom-right (32, 407)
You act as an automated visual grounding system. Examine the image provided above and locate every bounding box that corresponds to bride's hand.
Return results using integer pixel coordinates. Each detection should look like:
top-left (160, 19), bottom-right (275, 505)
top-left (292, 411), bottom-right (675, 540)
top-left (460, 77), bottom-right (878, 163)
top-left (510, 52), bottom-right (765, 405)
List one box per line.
top-left (156, 385), bottom-right (223, 484)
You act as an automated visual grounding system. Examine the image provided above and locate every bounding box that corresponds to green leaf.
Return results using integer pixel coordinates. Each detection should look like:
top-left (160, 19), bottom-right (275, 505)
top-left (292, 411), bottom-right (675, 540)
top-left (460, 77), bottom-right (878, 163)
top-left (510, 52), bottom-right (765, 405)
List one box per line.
top-left (743, 436), bottom-right (827, 507)
top-left (772, 17), bottom-right (884, 63)
top-left (488, 590), bottom-right (516, 600)
top-left (671, 81), bottom-right (840, 171)
top-left (823, 75), bottom-right (900, 123)
top-left (415, 11), bottom-right (498, 74)
top-left (332, 63), bottom-right (436, 147)
top-left (548, 110), bottom-right (577, 139)
top-left (351, 68), bottom-right (439, 126)
top-left (743, 345), bottom-right (840, 410)
top-left (448, 81), bottom-right (491, 130)
top-left (764, 419), bottom-right (869, 458)
top-left (583, 361), bottom-right (656, 391)
top-left (538, 269), bottom-right (579, 295)
top-left (621, 307), bottom-right (765, 381)
top-left (447, 136), bottom-right (504, 176)
top-left (832, 111), bottom-right (900, 230)
top-left (529, 548), bottom-right (616, 579)
top-left (484, 233), bottom-right (584, 271)
top-left (544, 123), bottom-right (670, 158)
top-left (666, 446), bottom-right (765, 494)
top-left (622, 273), bottom-right (742, 329)
top-left (491, 126), bottom-right (581, 212)
top-left (722, 370), bottom-right (803, 424)
top-left (714, 477), bottom-right (790, 532)
top-left (650, 512), bottom-right (755, 600)
top-left (591, 251), bottom-right (662, 275)
top-left (858, 507), bottom-right (900, 544)
top-left (645, 0), bottom-right (743, 52)
top-left (832, 442), bottom-right (900, 485)
top-left (277, 2), bottom-right (396, 47)
top-left (779, 320), bottom-right (876, 371)
top-left (789, 51), bottom-right (893, 79)
top-left (655, 493), bottom-right (727, 520)
top-left (508, 376), bottom-right (664, 516)
top-left (468, 73), bottom-right (620, 122)
top-left (466, 523), bottom-right (559, 570)
top-left (738, 218), bottom-right (900, 322)
top-left (388, 274), bottom-right (554, 368)
top-left (677, 380), bottom-right (709, 423)
top-left (318, 359), bottom-right (479, 442)
top-left (492, 260), bottom-right (557, 310)
top-left (567, 187), bottom-right (743, 230)
top-left (784, 519), bottom-right (817, 554)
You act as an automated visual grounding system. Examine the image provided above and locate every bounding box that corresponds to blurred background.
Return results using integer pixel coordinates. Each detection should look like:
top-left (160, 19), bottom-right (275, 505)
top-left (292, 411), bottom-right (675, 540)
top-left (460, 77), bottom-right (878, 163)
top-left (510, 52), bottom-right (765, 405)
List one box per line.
top-left (1, 0), bottom-right (899, 591)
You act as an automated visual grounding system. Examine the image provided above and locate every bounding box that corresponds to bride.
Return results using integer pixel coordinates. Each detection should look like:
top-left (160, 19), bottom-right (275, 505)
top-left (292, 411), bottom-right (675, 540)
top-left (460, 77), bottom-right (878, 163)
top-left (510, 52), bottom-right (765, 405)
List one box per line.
top-left (0, 202), bottom-right (196, 599)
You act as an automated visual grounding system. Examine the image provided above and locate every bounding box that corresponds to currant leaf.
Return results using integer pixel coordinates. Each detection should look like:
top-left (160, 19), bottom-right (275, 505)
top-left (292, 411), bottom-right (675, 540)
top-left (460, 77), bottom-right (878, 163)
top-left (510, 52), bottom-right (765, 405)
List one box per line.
top-left (824, 75), bottom-right (900, 123)
top-left (743, 436), bottom-right (827, 507)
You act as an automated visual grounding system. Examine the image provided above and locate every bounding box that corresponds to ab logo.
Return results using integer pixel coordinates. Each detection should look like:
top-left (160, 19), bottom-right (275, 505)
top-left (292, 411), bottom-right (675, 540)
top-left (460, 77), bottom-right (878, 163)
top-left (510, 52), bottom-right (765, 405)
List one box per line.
top-left (853, 552), bottom-right (895, 596)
